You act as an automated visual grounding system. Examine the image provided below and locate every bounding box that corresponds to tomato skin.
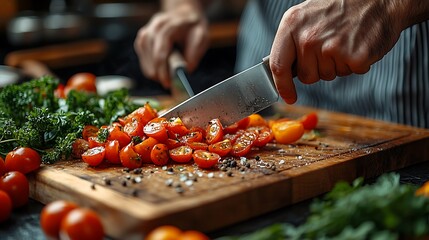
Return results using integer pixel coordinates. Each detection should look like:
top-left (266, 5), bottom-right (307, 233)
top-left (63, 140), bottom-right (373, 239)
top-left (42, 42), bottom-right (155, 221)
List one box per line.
top-left (247, 113), bottom-right (268, 127)
top-left (146, 225), bottom-right (182, 240)
top-left (0, 171), bottom-right (29, 208)
top-left (224, 117), bottom-right (250, 134)
top-left (59, 208), bottom-right (104, 240)
top-left (165, 138), bottom-right (184, 149)
top-left (150, 143), bottom-right (170, 166)
top-left (120, 143), bottom-right (142, 169)
top-left (82, 125), bottom-right (99, 140)
top-left (71, 138), bottom-right (90, 159)
top-left (5, 147), bottom-right (41, 174)
top-left (65, 72), bottom-right (97, 94)
top-left (0, 157), bottom-right (6, 176)
top-left (81, 147), bottom-right (105, 167)
top-left (144, 118), bottom-right (169, 142)
top-left (134, 137), bottom-right (159, 164)
top-left (166, 117), bottom-right (189, 137)
top-left (40, 200), bottom-right (79, 239)
top-left (231, 130), bottom-right (257, 157)
top-left (169, 145), bottom-right (193, 163)
top-left (0, 190), bottom-right (12, 223)
top-left (108, 125), bottom-right (132, 148)
top-left (205, 119), bottom-right (224, 144)
top-left (104, 140), bottom-right (121, 164)
top-left (208, 139), bottom-right (232, 157)
top-left (125, 103), bottom-right (158, 127)
top-left (88, 136), bottom-right (105, 148)
top-left (192, 150), bottom-right (220, 169)
top-left (299, 112), bottom-right (318, 130)
top-left (271, 120), bottom-right (305, 144)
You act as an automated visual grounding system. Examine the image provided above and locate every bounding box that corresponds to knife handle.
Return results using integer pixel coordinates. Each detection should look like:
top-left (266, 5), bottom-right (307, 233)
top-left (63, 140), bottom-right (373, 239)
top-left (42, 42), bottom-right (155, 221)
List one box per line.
top-left (168, 50), bottom-right (195, 97)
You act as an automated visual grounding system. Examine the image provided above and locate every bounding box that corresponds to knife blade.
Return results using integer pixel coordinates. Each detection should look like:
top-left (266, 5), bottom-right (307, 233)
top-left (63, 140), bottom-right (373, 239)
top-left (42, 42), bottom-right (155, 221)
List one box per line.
top-left (169, 51), bottom-right (195, 99)
top-left (161, 56), bottom-right (278, 128)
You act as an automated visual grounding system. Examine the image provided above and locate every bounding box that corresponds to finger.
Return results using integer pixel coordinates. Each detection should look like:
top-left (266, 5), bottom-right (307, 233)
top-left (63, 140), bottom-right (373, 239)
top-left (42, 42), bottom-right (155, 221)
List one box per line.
top-left (184, 22), bottom-right (209, 72)
top-left (317, 52), bottom-right (336, 81)
top-left (296, 49), bottom-right (319, 84)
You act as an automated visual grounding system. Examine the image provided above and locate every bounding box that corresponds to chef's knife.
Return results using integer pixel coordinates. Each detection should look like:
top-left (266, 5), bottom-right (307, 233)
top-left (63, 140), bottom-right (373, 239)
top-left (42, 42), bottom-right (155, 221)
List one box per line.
top-left (161, 56), bottom-right (279, 128)
top-left (169, 51), bottom-right (194, 98)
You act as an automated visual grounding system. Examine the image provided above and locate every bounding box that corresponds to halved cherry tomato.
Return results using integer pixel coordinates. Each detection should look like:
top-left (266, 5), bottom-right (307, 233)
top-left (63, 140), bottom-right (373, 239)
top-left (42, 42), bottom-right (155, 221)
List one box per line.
top-left (224, 116), bottom-right (250, 134)
top-left (299, 112), bottom-right (318, 130)
top-left (248, 113), bottom-right (268, 127)
top-left (144, 118), bottom-right (168, 142)
top-left (166, 117), bottom-right (189, 137)
top-left (40, 200), bottom-right (79, 239)
top-left (165, 138), bottom-right (183, 149)
top-left (271, 120), bottom-right (305, 144)
top-left (88, 136), bottom-right (105, 148)
top-left (59, 208), bottom-right (104, 240)
top-left (150, 143), bottom-right (170, 166)
top-left (81, 147), bottom-right (105, 167)
top-left (181, 129), bottom-right (204, 144)
top-left (192, 150), bottom-right (220, 169)
top-left (134, 137), bottom-right (159, 163)
top-left (123, 117), bottom-right (144, 138)
top-left (104, 140), bottom-right (121, 164)
top-left (82, 125), bottom-right (99, 140)
top-left (0, 156), bottom-right (7, 176)
top-left (5, 147), bottom-right (41, 174)
top-left (0, 190), bottom-right (12, 223)
top-left (208, 139), bottom-right (232, 157)
top-left (71, 139), bottom-right (89, 159)
top-left (0, 171), bottom-right (29, 208)
top-left (205, 119), bottom-right (224, 144)
top-left (65, 72), bottom-right (97, 95)
top-left (231, 130), bottom-right (257, 157)
top-left (120, 143), bottom-right (142, 169)
top-left (186, 141), bottom-right (209, 151)
top-left (124, 103), bottom-right (158, 128)
top-left (108, 125), bottom-right (131, 148)
top-left (169, 145), bottom-right (193, 163)
top-left (146, 225), bottom-right (182, 240)
top-left (251, 126), bottom-right (274, 147)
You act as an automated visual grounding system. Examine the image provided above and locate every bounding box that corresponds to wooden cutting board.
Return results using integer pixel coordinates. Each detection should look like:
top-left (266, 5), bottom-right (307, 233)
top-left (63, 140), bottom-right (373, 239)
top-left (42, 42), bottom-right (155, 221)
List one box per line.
top-left (28, 103), bottom-right (429, 239)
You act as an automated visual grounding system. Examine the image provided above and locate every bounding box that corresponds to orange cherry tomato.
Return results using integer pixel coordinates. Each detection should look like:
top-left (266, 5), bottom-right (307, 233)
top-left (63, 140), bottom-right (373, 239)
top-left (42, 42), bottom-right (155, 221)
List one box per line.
top-left (205, 119), bottom-right (224, 144)
top-left (5, 147), bottom-right (41, 174)
top-left (71, 138), bottom-right (90, 159)
top-left (120, 143), bottom-right (142, 169)
top-left (40, 200), bottom-right (79, 239)
top-left (82, 125), bottom-right (99, 140)
top-left (166, 117), bottom-right (190, 138)
top-left (192, 150), bottom-right (220, 169)
top-left (177, 230), bottom-right (210, 240)
top-left (104, 140), bottom-right (121, 164)
top-left (88, 136), bottom-right (105, 148)
top-left (247, 113), bottom-right (268, 127)
top-left (108, 125), bottom-right (131, 148)
top-left (134, 137), bottom-right (159, 164)
top-left (299, 112), bottom-right (318, 130)
top-left (0, 171), bottom-right (29, 208)
top-left (59, 208), bottom-right (104, 240)
top-left (0, 190), bottom-right (12, 223)
top-left (169, 145), bottom-right (193, 163)
top-left (65, 72), bottom-right (97, 94)
top-left (125, 103), bottom-right (158, 127)
top-left (123, 117), bottom-right (145, 138)
top-left (186, 141), bottom-right (209, 151)
top-left (144, 118), bottom-right (169, 142)
top-left (208, 139), bottom-right (232, 157)
top-left (271, 120), bottom-right (305, 144)
top-left (81, 147), bottom-right (105, 167)
top-left (150, 143), bottom-right (170, 166)
top-left (224, 116), bottom-right (250, 134)
top-left (146, 225), bottom-right (182, 240)
top-left (231, 130), bottom-right (257, 157)
top-left (0, 156), bottom-right (6, 176)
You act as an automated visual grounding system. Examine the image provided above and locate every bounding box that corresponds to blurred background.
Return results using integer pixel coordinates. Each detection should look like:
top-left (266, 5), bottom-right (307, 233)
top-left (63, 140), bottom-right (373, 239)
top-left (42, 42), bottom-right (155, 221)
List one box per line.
top-left (0, 0), bottom-right (246, 96)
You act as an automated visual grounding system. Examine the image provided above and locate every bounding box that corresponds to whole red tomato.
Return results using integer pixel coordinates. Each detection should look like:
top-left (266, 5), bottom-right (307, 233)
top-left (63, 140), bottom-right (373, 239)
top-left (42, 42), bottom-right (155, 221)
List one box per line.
top-left (40, 200), bottom-right (79, 239)
top-left (60, 208), bottom-right (104, 240)
top-left (65, 72), bottom-right (97, 95)
top-left (5, 147), bottom-right (41, 174)
top-left (0, 171), bottom-right (29, 208)
top-left (0, 190), bottom-right (12, 223)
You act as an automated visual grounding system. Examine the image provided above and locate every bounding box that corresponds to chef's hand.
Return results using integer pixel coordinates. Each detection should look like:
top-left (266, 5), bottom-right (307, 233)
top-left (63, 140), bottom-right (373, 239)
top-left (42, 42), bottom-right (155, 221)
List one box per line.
top-left (134, 0), bottom-right (209, 89)
top-left (270, 0), bottom-right (427, 104)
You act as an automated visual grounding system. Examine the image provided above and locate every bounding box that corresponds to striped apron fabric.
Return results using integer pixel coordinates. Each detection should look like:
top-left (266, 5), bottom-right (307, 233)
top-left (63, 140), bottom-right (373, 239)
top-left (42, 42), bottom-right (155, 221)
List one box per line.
top-left (235, 0), bottom-right (429, 128)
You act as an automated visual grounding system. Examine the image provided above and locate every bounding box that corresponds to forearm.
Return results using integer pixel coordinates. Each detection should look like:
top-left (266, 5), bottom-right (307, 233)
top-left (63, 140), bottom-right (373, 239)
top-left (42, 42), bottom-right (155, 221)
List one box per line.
top-left (161, 0), bottom-right (207, 12)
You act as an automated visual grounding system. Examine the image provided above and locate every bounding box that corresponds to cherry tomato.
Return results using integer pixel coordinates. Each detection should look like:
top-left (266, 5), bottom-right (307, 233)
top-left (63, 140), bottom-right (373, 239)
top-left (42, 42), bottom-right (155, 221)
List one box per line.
top-left (88, 136), bottom-right (105, 148)
top-left (181, 130), bottom-right (204, 144)
top-left (150, 143), bottom-right (170, 166)
top-left (205, 119), bottom-right (224, 144)
top-left (247, 113), bottom-right (268, 127)
top-left (5, 147), bottom-right (41, 174)
top-left (71, 138), bottom-right (90, 159)
top-left (177, 230), bottom-right (210, 240)
top-left (108, 125), bottom-right (131, 148)
top-left (299, 112), bottom-right (318, 130)
top-left (82, 125), bottom-right (99, 140)
top-left (59, 208), bottom-right (104, 240)
top-left (0, 171), bottom-right (29, 208)
top-left (251, 126), bottom-right (274, 147)
top-left (208, 139), bottom-right (232, 157)
top-left (125, 103), bottom-right (158, 127)
top-left (169, 145), bottom-right (193, 163)
top-left (231, 130), bottom-right (257, 157)
top-left (104, 140), bottom-right (121, 164)
top-left (123, 117), bottom-right (145, 138)
top-left (165, 138), bottom-right (184, 149)
top-left (166, 117), bottom-right (189, 137)
top-left (40, 200), bottom-right (79, 239)
top-left (0, 156), bottom-right (6, 176)
top-left (146, 225), bottom-right (182, 240)
top-left (65, 72), bottom-right (97, 94)
top-left (120, 143), bottom-right (142, 169)
top-left (144, 118), bottom-right (169, 142)
top-left (224, 116), bottom-right (250, 134)
top-left (271, 120), bottom-right (305, 144)
top-left (54, 83), bottom-right (66, 99)
top-left (186, 141), bottom-right (209, 151)
top-left (0, 190), bottom-right (12, 223)
top-left (192, 150), bottom-right (220, 169)
top-left (134, 137), bottom-right (159, 164)
top-left (81, 147), bottom-right (105, 167)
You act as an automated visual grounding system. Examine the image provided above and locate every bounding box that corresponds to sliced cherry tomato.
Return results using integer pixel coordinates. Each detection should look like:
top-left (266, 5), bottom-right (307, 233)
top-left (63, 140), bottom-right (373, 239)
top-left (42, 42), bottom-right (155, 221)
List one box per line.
top-left (123, 117), bottom-right (145, 138)
top-left (169, 145), bottom-right (193, 163)
top-left (181, 129), bottom-right (204, 144)
top-left (247, 113), bottom-right (268, 127)
top-left (104, 140), bottom-right (120, 164)
top-left (65, 72), bottom-right (97, 94)
top-left (82, 125), bottom-right (99, 140)
top-left (251, 126), bottom-right (274, 147)
top-left (120, 143), bottom-right (142, 169)
top-left (5, 147), bottom-right (41, 174)
top-left (150, 143), bottom-right (169, 166)
top-left (125, 103), bottom-right (158, 127)
top-left (178, 230), bottom-right (210, 240)
top-left (71, 139), bottom-right (89, 159)
top-left (88, 136), bottom-right (105, 148)
top-left (186, 141), bottom-right (209, 151)
top-left (166, 117), bottom-right (189, 137)
top-left (108, 125), bottom-right (131, 148)
top-left (0, 171), bottom-right (29, 208)
top-left (231, 130), bottom-right (257, 157)
top-left (144, 118), bottom-right (168, 142)
top-left (192, 150), bottom-right (220, 169)
top-left (81, 147), bottom-right (105, 167)
top-left (0, 190), bottom-right (12, 223)
top-left (0, 156), bottom-right (6, 176)
top-left (224, 116), bottom-right (250, 134)
top-left (205, 119), bottom-right (224, 144)
top-left (271, 120), bottom-right (305, 144)
top-left (59, 208), bottom-right (104, 240)
top-left (146, 225), bottom-right (182, 240)
top-left (40, 200), bottom-right (79, 239)
top-left (134, 137), bottom-right (159, 164)
top-left (299, 112), bottom-right (318, 130)
top-left (208, 139), bottom-right (232, 157)
top-left (165, 138), bottom-right (184, 149)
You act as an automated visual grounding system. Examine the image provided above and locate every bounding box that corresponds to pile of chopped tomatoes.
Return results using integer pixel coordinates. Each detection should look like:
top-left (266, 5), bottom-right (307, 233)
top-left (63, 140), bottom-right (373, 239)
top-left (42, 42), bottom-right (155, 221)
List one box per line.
top-left (75, 103), bottom-right (318, 170)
